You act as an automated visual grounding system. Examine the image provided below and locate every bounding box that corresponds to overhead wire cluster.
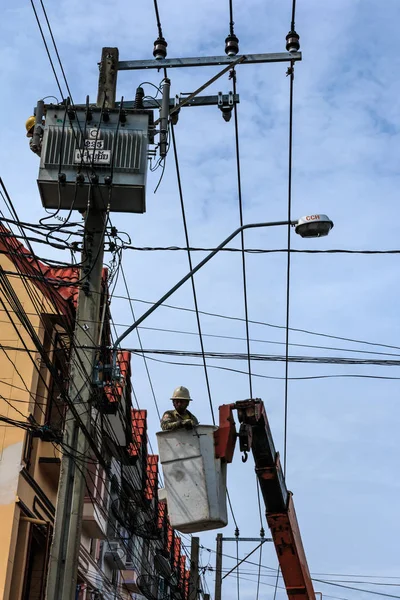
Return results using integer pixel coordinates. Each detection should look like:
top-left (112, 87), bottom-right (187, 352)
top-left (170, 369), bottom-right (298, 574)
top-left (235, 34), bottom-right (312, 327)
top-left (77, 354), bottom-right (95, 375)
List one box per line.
top-left (8, 2), bottom-right (184, 596)
top-left (0, 217), bottom-right (171, 598)
top-left (7, 1), bottom-right (398, 599)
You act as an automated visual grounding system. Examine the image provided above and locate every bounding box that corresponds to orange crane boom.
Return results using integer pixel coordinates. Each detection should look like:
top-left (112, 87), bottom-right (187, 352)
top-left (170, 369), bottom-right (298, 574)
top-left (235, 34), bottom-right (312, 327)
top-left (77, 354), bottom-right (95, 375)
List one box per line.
top-left (214, 398), bottom-right (316, 600)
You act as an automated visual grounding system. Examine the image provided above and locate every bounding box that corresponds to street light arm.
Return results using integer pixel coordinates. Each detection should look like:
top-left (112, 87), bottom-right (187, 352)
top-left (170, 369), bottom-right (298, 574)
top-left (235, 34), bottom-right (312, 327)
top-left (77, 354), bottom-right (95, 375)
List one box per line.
top-left (112, 220), bottom-right (294, 353)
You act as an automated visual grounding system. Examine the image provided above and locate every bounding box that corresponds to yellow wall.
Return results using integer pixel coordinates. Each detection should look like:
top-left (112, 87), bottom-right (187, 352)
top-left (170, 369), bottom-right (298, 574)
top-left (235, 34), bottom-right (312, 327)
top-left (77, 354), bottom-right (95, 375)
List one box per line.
top-left (0, 252), bottom-right (55, 599)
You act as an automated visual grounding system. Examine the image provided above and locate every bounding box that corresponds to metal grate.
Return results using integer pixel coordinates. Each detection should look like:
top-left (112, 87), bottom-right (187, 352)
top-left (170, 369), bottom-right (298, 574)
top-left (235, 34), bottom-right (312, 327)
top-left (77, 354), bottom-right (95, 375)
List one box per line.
top-left (43, 125), bottom-right (144, 173)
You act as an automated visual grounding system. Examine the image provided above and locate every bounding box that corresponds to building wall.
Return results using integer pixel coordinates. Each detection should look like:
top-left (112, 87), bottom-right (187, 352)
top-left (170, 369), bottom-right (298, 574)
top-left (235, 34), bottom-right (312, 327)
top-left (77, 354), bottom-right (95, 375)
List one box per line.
top-left (0, 252), bottom-right (48, 599)
top-left (0, 250), bottom-right (188, 600)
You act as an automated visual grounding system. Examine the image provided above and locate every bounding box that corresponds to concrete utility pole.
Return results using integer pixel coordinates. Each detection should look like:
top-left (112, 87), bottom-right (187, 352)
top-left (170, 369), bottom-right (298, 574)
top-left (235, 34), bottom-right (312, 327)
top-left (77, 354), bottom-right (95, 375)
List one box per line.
top-left (214, 533), bottom-right (223, 600)
top-left (189, 536), bottom-right (200, 600)
top-left (46, 48), bottom-right (119, 600)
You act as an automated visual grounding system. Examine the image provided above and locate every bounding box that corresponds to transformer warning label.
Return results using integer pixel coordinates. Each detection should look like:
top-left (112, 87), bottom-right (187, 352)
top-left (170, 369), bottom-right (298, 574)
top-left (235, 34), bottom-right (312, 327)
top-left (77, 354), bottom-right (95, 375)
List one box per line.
top-left (74, 149), bottom-right (111, 164)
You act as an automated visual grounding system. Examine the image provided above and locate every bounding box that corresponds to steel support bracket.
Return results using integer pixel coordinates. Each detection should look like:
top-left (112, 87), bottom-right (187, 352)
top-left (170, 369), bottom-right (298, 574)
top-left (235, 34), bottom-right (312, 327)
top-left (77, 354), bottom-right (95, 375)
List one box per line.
top-left (118, 52), bottom-right (302, 71)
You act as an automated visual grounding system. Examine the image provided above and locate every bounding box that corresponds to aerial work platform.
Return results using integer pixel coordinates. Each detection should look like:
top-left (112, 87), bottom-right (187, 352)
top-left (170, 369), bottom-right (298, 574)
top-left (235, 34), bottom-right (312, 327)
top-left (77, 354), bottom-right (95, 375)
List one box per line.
top-left (156, 426), bottom-right (228, 533)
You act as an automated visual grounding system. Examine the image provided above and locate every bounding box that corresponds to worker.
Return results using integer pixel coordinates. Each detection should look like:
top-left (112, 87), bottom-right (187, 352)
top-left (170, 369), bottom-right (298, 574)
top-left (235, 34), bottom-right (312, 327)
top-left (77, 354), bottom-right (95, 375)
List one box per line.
top-left (160, 386), bottom-right (199, 431)
top-left (25, 115), bottom-right (43, 156)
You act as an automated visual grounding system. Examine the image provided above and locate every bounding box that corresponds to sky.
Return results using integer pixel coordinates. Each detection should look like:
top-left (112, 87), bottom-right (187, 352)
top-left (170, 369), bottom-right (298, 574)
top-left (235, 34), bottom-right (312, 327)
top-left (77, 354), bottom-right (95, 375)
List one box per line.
top-left (2, 0), bottom-right (400, 599)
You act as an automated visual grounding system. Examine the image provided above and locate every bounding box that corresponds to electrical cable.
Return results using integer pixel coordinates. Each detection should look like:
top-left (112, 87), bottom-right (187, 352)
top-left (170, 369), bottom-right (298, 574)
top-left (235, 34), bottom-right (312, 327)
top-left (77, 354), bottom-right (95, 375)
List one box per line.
top-left (4, 254), bottom-right (400, 354)
top-left (108, 314), bottom-right (164, 487)
top-left (30, 0), bottom-right (64, 100)
top-left (151, 3), bottom-right (217, 437)
top-left (30, 4), bottom-right (117, 221)
top-left (38, 0), bottom-right (76, 104)
top-left (121, 244), bottom-right (400, 254)
top-left (4, 307), bottom-right (399, 358)
top-left (111, 295), bottom-right (400, 352)
top-left (129, 352), bottom-right (400, 380)
top-left (0, 176), bottom-right (177, 588)
top-left (291, 0), bottom-right (297, 30)
top-left (255, 480), bottom-right (264, 600)
top-left (170, 124), bottom-right (216, 426)
top-left (120, 262), bottom-right (161, 420)
top-left (12, 7), bottom-right (149, 504)
top-left (312, 579), bottom-right (400, 598)
top-left (231, 64), bottom-right (253, 400)
top-left (203, 542), bottom-right (400, 598)
top-left (153, 0), bottom-right (164, 38)
top-left (283, 54), bottom-right (295, 477)
top-left (125, 347), bottom-right (400, 367)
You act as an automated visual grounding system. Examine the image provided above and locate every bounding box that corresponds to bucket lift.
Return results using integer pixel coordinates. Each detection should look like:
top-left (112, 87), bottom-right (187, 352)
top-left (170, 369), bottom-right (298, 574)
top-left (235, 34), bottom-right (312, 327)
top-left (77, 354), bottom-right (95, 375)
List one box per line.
top-left (157, 398), bottom-right (316, 600)
top-left (157, 426), bottom-right (227, 533)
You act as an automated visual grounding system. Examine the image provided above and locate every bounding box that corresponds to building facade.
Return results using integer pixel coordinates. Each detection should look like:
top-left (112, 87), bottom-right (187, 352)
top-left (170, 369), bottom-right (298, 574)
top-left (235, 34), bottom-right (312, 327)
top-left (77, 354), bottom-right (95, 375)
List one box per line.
top-left (0, 228), bottom-right (189, 600)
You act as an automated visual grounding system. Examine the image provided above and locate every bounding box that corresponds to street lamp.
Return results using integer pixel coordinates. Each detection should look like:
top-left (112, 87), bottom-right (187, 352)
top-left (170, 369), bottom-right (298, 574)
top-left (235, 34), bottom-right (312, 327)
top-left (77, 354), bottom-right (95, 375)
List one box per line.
top-left (111, 214), bottom-right (333, 370)
top-left (295, 214), bottom-right (333, 238)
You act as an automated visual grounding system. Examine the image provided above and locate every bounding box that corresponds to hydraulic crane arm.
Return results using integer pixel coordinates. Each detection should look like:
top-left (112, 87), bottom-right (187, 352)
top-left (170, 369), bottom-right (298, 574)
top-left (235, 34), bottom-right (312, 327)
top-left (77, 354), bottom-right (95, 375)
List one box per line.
top-left (214, 398), bottom-right (316, 600)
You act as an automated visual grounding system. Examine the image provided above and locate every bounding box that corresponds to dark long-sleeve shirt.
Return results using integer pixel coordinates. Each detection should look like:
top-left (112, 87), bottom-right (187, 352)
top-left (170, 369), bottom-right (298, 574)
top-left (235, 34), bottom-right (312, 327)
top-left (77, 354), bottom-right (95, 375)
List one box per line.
top-left (160, 408), bottom-right (199, 431)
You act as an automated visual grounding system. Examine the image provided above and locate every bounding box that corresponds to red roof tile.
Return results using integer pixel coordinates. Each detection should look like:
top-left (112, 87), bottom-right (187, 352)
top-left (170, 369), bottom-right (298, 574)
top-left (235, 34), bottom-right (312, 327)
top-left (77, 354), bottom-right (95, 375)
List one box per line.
top-left (128, 408), bottom-right (147, 457)
top-left (0, 224), bottom-right (108, 322)
top-left (173, 536), bottom-right (181, 569)
top-left (145, 454), bottom-right (158, 501)
top-left (180, 555), bottom-right (186, 585)
top-left (166, 524), bottom-right (174, 553)
top-left (157, 501), bottom-right (167, 530)
top-left (184, 569), bottom-right (190, 600)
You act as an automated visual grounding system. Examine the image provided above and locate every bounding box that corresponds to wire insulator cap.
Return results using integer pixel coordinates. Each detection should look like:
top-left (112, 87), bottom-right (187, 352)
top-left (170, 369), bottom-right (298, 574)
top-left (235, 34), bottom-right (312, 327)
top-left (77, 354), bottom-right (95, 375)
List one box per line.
top-left (225, 33), bottom-right (239, 57)
top-left (153, 36), bottom-right (168, 60)
top-left (286, 30), bottom-right (300, 52)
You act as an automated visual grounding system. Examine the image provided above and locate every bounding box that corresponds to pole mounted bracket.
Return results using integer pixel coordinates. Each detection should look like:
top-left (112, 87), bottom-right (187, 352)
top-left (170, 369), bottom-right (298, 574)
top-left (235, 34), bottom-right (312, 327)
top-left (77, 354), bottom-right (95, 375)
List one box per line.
top-left (218, 91), bottom-right (234, 122)
top-left (117, 52), bottom-right (302, 71)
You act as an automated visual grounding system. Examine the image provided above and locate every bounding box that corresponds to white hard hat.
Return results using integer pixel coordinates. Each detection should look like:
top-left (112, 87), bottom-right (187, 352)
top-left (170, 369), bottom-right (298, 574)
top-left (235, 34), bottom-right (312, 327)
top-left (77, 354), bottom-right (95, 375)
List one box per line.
top-left (171, 386), bottom-right (192, 401)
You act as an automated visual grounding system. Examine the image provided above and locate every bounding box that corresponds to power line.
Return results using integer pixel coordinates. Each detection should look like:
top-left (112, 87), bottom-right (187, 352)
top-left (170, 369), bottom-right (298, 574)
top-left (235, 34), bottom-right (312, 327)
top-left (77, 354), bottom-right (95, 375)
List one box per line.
top-left (120, 262), bottom-right (161, 420)
top-left (170, 123), bottom-right (216, 425)
top-left (283, 50), bottom-right (296, 478)
top-left (132, 353), bottom-right (400, 381)
top-left (114, 296), bottom-right (400, 352)
top-left (38, 0), bottom-right (76, 104)
top-left (30, 0), bottom-right (64, 99)
top-left (126, 347), bottom-right (400, 367)
top-left (3, 309), bottom-right (398, 358)
top-left (1, 262), bottom-right (399, 354)
top-left (122, 245), bottom-right (400, 254)
top-left (231, 63), bottom-right (253, 399)
top-left (313, 578), bottom-right (400, 598)
top-left (203, 544), bottom-right (400, 599)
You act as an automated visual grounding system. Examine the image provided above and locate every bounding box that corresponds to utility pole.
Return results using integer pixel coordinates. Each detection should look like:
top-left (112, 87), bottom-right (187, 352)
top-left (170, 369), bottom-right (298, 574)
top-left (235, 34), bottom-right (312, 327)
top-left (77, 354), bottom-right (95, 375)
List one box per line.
top-left (189, 536), bottom-right (200, 600)
top-left (46, 48), bottom-right (119, 600)
top-left (214, 533), bottom-right (223, 600)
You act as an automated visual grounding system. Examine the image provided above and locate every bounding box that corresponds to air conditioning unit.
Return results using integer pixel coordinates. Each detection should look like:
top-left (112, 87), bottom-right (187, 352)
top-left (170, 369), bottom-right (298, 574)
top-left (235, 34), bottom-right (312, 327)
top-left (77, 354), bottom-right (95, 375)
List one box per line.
top-left (37, 105), bottom-right (153, 213)
top-left (104, 541), bottom-right (127, 570)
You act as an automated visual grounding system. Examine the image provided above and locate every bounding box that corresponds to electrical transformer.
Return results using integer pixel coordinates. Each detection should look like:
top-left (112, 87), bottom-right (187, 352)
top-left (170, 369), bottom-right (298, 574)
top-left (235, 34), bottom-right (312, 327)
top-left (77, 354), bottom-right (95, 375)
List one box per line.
top-left (37, 105), bottom-right (154, 213)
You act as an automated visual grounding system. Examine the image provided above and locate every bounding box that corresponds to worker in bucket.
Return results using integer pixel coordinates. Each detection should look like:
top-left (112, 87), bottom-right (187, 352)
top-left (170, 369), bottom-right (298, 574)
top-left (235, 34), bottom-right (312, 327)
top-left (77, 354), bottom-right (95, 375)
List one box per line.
top-left (160, 386), bottom-right (199, 431)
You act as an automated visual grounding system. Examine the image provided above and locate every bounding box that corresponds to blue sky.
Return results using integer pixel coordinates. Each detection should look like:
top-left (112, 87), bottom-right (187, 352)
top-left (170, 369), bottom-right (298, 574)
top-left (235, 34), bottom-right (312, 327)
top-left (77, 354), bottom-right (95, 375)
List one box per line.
top-left (2, 1), bottom-right (400, 598)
